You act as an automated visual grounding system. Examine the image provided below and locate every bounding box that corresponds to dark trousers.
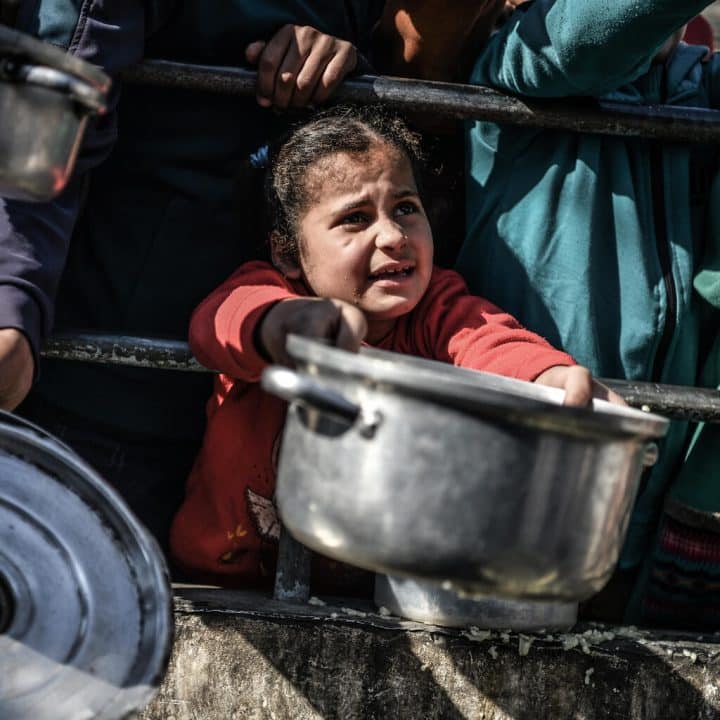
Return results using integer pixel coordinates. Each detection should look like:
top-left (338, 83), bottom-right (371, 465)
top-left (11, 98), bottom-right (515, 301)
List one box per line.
top-left (17, 393), bottom-right (200, 560)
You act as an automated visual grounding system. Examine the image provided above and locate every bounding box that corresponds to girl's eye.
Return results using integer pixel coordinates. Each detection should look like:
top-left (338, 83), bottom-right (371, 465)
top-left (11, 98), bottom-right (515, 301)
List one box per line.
top-left (395, 201), bottom-right (418, 216)
top-left (340, 212), bottom-right (368, 225)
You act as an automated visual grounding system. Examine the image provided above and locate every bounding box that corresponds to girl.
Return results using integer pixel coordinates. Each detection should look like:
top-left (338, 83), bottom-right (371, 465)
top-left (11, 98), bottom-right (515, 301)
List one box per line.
top-left (170, 106), bottom-right (620, 589)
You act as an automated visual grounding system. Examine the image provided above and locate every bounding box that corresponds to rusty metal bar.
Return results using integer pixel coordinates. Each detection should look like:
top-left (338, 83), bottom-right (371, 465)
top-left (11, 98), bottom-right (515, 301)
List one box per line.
top-left (42, 332), bottom-right (206, 372)
top-left (121, 60), bottom-right (720, 144)
top-left (42, 332), bottom-right (720, 422)
top-left (601, 379), bottom-right (720, 425)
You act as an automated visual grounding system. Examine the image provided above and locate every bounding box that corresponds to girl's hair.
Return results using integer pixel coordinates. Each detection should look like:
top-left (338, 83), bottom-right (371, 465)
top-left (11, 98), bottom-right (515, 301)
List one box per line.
top-left (266, 105), bottom-right (423, 268)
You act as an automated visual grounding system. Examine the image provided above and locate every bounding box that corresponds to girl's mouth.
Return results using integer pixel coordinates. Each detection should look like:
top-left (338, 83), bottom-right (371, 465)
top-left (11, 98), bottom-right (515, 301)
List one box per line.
top-left (368, 264), bottom-right (415, 281)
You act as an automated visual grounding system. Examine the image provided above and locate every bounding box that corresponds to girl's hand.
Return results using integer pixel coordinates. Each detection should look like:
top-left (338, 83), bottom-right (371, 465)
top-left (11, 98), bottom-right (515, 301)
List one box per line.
top-left (245, 25), bottom-right (357, 109)
top-left (258, 297), bottom-right (367, 366)
top-left (534, 365), bottom-right (626, 407)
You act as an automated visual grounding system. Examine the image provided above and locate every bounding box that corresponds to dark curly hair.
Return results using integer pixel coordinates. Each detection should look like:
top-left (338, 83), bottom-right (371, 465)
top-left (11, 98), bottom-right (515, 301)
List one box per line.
top-left (265, 105), bottom-right (424, 269)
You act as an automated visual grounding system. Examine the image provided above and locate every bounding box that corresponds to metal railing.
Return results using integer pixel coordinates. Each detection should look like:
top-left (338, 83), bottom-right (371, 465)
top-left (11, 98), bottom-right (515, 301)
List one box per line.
top-left (122, 60), bottom-right (720, 144)
top-left (42, 332), bottom-right (720, 423)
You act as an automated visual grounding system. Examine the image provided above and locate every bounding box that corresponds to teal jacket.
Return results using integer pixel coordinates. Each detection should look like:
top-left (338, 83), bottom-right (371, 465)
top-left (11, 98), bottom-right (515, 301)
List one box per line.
top-left (459, 0), bottom-right (720, 570)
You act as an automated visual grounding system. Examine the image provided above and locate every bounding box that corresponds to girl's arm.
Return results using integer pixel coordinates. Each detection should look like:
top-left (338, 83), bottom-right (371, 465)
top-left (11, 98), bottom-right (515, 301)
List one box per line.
top-left (189, 262), bottom-right (367, 378)
top-left (188, 262), bottom-right (299, 381)
top-left (411, 268), bottom-right (622, 406)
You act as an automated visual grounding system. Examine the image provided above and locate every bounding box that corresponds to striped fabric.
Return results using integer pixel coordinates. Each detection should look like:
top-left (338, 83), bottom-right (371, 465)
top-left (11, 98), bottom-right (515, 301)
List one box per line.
top-left (641, 514), bottom-right (720, 628)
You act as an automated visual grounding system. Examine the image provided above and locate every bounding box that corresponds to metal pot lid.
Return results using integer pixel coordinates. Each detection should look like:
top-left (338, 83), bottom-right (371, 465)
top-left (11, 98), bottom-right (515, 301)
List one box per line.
top-left (0, 411), bottom-right (173, 720)
top-left (286, 335), bottom-right (669, 440)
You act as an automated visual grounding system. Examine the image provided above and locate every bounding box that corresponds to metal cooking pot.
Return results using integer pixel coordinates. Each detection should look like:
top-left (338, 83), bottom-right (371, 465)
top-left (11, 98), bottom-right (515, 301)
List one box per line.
top-left (262, 336), bottom-right (669, 602)
top-left (0, 24), bottom-right (109, 201)
top-left (0, 411), bottom-right (172, 719)
top-left (375, 574), bottom-right (577, 631)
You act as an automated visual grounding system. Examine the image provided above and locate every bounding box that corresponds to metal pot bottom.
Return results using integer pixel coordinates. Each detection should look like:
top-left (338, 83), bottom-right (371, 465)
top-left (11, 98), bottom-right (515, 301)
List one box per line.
top-left (375, 574), bottom-right (577, 631)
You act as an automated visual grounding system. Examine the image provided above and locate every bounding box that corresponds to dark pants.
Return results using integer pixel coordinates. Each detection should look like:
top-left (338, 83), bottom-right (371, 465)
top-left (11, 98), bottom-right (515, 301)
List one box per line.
top-left (17, 394), bottom-right (200, 560)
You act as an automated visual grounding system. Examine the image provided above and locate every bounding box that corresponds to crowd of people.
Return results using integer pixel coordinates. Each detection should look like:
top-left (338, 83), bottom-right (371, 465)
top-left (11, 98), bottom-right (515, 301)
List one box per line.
top-left (0, 0), bottom-right (718, 630)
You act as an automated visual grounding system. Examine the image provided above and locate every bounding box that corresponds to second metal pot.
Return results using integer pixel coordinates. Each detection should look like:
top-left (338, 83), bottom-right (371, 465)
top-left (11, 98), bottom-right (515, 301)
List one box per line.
top-left (375, 574), bottom-right (577, 630)
top-left (0, 25), bottom-right (109, 201)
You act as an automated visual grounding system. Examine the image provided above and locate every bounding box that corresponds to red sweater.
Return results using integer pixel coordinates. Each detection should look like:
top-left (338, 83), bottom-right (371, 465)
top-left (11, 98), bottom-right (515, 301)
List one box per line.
top-left (170, 261), bottom-right (575, 587)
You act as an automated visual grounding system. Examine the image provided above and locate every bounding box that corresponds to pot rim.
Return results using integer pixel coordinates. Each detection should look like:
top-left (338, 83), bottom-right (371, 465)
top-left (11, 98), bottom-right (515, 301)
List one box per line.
top-left (0, 25), bottom-right (110, 93)
top-left (286, 335), bottom-right (669, 440)
top-left (0, 410), bottom-right (173, 695)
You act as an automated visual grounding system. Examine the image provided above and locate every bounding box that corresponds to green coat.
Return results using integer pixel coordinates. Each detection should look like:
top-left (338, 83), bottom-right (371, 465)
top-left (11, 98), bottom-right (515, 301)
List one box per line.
top-left (459, 0), bottom-right (719, 578)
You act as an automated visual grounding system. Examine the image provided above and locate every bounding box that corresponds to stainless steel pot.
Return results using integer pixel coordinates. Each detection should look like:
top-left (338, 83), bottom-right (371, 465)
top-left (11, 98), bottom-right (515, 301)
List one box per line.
top-left (0, 411), bottom-right (172, 720)
top-left (375, 574), bottom-right (577, 630)
top-left (0, 25), bottom-right (109, 201)
top-left (262, 336), bottom-right (669, 602)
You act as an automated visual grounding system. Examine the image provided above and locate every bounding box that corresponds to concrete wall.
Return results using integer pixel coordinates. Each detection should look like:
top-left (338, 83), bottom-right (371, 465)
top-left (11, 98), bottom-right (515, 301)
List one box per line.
top-left (140, 588), bottom-right (720, 720)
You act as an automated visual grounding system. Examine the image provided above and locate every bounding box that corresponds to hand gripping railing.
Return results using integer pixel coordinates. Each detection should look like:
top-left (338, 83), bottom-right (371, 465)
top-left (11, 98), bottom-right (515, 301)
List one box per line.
top-left (121, 61), bottom-right (720, 145)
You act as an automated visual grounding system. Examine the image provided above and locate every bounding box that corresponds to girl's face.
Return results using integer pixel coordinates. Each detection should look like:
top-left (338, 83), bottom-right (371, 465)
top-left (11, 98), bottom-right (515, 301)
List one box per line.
top-left (280, 144), bottom-right (434, 343)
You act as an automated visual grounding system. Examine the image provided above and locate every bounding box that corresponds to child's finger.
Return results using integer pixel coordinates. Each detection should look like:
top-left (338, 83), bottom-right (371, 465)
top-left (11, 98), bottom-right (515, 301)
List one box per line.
top-left (333, 304), bottom-right (367, 352)
top-left (562, 366), bottom-right (593, 407)
top-left (255, 26), bottom-right (293, 107)
top-left (312, 43), bottom-right (357, 104)
top-left (590, 381), bottom-right (627, 406)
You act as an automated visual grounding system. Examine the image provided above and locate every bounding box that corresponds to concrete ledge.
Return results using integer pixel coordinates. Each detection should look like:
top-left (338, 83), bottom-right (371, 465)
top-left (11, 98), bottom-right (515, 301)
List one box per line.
top-left (140, 588), bottom-right (720, 719)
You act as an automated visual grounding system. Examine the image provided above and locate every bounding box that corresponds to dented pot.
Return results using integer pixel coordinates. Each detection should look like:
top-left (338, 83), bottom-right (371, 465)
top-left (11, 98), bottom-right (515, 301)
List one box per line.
top-left (0, 25), bottom-right (109, 201)
top-left (262, 336), bottom-right (669, 602)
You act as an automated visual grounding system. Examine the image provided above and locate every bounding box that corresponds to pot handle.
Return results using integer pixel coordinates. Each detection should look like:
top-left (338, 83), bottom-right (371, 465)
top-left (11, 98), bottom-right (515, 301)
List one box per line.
top-left (262, 366), bottom-right (361, 423)
top-left (262, 366), bottom-right (383, 437)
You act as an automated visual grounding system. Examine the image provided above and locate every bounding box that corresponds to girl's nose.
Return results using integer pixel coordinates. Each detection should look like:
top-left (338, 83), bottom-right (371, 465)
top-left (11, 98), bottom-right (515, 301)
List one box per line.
top-left (375, 219), bottom-right (407, 250)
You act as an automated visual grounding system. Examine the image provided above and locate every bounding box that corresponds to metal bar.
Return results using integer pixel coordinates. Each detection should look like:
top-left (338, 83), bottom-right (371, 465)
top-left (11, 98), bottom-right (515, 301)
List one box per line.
top-left (42, 333), bottom-right (720, 422)
top-left (273, 528), bottom-right (312, 604)
top-left (121, 60), bottom-right (720, 144)
top-left (42, 332), bottom-right (206, 372)
top-left (601, 379), bottom-right (720, 425)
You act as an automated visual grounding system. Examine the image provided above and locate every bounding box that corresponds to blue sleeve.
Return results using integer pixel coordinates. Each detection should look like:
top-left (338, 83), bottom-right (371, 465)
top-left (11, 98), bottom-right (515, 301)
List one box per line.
top-left (472, 0), bottom-right (714, 97)
top-left (0, 0), bottom-right (147, 365)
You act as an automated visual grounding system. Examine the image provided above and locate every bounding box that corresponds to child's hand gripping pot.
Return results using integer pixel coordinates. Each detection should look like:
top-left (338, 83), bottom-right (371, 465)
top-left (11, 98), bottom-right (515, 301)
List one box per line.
top-left (259, 297), bottom-right (367, 367)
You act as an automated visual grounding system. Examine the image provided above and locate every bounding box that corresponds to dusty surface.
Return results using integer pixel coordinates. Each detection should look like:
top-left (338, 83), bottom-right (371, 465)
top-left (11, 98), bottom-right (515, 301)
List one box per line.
top-left (139, 588), bottom-right (720, 720)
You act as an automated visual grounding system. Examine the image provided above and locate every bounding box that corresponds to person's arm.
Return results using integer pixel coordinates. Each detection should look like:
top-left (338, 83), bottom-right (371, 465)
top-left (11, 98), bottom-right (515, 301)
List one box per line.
top-left (474, 0), bottom-right (715, 97)
top-left (415, 269), bottom-right (573, 377)
top-left (0, 0), bottom-right (147, 409)
top-left (372, 0), bottom-right (505, 81)
top-left (376, 0), bottom-right (714, 93)
top-left (413, 268), bottom-right (621, 405)
top-left (189, 262), bottom-right (367, 378)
